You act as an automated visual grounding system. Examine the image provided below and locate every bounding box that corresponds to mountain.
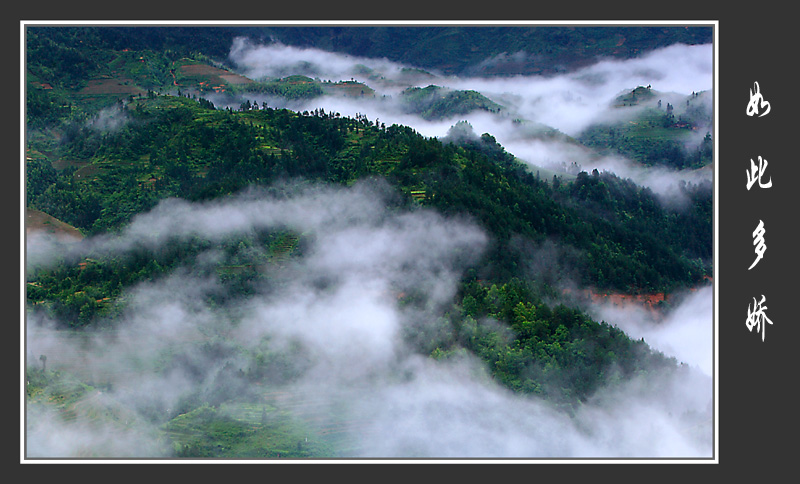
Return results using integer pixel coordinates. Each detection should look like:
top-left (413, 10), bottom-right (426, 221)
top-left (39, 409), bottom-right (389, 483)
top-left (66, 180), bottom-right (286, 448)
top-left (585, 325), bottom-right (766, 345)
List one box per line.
top-left (23, 25), bottom-right (714, 459)
top-left (231, 25), bottom-right (713, 76)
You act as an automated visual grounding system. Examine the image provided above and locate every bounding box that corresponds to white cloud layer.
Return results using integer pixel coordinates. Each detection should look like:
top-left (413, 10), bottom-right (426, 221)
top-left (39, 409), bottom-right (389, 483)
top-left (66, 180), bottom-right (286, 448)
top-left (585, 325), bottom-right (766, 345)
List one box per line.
top-left (25, 181), bottom-right (712, 459)
top-left (224, 39), bottom-right (713, 198)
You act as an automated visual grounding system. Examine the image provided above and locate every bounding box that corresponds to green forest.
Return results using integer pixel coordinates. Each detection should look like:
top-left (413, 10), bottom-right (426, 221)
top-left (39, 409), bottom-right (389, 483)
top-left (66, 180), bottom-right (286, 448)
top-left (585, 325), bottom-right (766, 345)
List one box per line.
top-left (24, 25), bottom-right (713, 459)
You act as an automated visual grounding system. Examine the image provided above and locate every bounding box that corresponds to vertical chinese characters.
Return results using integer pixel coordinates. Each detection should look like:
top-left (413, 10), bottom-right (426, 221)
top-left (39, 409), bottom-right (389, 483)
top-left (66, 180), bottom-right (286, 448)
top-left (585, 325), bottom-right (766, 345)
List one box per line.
top-left (746, 81), bottom-right (771, 117)
top-left (748, 220), bottom-right (766, 271)
top-left (746, 295), bottom-right (773, 342)
top-left (744, 82), bottom-right (775, 342)
top-left (746, 156), bottom-right (772, 190)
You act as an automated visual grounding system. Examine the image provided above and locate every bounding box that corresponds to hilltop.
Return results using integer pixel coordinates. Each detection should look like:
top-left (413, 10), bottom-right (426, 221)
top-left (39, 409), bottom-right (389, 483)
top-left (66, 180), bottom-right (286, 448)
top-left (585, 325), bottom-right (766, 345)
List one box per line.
top-left (577, 86), bottom-right (713, 169)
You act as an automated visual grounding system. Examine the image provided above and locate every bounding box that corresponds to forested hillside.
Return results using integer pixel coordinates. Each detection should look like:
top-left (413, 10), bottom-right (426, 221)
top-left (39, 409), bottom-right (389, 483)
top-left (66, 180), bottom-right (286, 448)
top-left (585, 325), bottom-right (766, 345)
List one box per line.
top-left (24, 25), bottom-right (714, 459)
top-left (26, 94), bottom-right (710, 315)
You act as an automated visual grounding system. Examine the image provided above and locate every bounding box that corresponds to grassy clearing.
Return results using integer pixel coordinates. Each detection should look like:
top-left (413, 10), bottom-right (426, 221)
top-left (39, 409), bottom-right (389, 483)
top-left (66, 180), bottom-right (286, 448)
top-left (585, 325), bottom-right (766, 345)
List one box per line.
top-left (78, 78), bottom-right (145, 96)
top-left (26, 209), bottom-right (84, 241)
top-left (321, 80), bottom-right (375, 98)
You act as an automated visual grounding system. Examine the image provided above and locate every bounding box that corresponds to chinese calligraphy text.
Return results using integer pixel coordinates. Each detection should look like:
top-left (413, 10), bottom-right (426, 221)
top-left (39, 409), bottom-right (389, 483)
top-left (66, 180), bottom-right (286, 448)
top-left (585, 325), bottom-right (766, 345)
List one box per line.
top-left (746, 295), bottom-right (773, 342)
top-left (748, 220), bottom-right (766, 270)
top-left (746, 156), bottom-right (772, 190)
top-left (746, 81), bottom-right (771, 117)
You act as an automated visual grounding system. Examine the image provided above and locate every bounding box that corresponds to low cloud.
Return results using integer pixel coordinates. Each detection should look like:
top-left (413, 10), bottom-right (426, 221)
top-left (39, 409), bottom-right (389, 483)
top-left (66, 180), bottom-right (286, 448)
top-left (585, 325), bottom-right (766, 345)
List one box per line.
top-left (229, 40), bottom-right (712, 138)
top-left (26, 180), bottom-right (712, 459)
top-left (224, 39), bottom-right (713, 202)
top-left (228, 37), bottom-right (434, 94)
top-left (87, 104), bottom-right (130, 132)
top-left (587, 286), bottom-right (714, 377)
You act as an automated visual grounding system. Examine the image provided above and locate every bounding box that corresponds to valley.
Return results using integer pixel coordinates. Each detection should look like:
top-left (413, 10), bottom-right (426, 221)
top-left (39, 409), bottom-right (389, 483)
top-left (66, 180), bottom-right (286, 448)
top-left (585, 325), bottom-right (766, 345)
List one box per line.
top-left (23, 24), bottom-right (715, 460)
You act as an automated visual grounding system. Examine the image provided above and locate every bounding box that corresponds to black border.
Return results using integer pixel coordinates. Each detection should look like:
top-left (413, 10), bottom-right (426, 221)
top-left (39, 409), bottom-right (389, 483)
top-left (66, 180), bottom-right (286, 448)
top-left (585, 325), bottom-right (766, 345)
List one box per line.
top-left (14, 0), bottom-right (796, 475)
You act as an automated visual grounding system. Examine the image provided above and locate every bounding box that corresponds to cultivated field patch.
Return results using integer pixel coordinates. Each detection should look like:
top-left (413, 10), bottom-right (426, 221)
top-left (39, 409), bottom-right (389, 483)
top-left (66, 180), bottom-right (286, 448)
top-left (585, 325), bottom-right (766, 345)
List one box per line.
top-left (177, 62), bottom-right (253, 92)
top-left (78, 78), bottom-right (145, 96)
top-left (26, 209), bottom-right (84, 241)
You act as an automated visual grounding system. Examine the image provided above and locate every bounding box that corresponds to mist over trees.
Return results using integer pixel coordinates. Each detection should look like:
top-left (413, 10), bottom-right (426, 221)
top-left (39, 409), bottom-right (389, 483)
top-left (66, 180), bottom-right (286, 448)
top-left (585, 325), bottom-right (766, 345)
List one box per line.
top-left (24, 25), bottom-right (714, 459)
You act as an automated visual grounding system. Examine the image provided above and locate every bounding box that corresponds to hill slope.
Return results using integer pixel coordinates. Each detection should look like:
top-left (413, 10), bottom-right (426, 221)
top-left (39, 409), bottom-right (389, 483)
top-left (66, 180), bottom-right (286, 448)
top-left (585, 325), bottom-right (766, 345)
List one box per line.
top-left (24, 26), bottom-right (714, 459)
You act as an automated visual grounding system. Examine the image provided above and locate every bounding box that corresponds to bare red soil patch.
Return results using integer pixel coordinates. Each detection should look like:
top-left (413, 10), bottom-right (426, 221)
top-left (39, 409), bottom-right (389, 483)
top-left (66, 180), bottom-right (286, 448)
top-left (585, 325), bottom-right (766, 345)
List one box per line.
top-left (79, 78), bottom-right (144, 96)
top-left (561, 287), bottom-right (670, 318)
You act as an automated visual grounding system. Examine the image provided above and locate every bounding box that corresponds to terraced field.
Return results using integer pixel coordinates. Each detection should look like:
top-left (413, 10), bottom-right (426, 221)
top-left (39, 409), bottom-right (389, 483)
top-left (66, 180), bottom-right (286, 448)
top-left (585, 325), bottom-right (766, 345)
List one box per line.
top-left (266, 232), bottom-right (299, 265)
top-left (26, 306), bottom-right (369, 458)
top-left (175, 60), bottom-right (253, 93)
top-left (160, 385), bottom-right (367, 458)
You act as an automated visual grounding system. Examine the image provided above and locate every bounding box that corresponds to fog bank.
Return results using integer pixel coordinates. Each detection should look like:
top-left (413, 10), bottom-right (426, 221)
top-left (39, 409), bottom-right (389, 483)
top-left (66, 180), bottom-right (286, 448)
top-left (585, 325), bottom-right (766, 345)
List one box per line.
top-left (26, 180), bottom-right (711, 459)
top-left (223, 39), bottom-right (713, 198)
